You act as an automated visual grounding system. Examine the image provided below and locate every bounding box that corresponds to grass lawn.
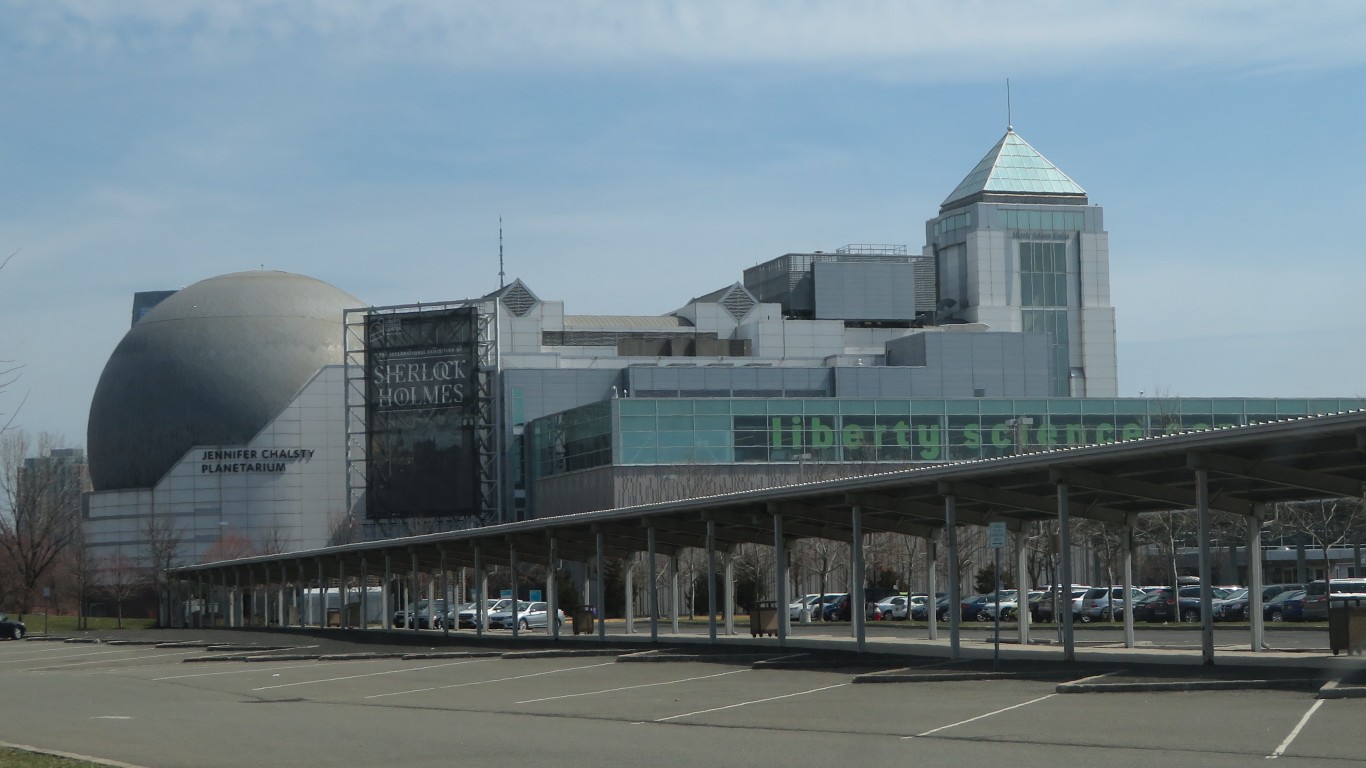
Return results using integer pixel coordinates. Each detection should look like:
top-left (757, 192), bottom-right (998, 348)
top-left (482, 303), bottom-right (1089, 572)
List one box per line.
top-left (0, 746), bottom-right (106, 767)
top-left (16, 615), bottom-right (157, 634)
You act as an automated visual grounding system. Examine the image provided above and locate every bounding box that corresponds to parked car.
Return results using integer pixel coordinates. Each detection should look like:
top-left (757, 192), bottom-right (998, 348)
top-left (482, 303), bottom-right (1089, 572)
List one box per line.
top-left (1213, 588), bottom-right (1250, 621)
top-left (789, 594), bottom-right (824, 620)
top-left (1136, 585), bottom-right (1236, 622)
top-left (1301, 580), bottom-right (1366, 621)
top-left (1075, 586), bottom-right (1148, 623)
top-left (821, 594), bottom-right (882, 622)
top-left (0, 612), bottom-right (25, 640)
top-left (453, 598), bottom-right (513, 629)
top-left (488, 601), bottom-right (565, 630)
top-left (961, 593), bottom-right (1013, 622)
top-left (394, 599), bottom-right (450, 629)
top-left (1032, 586), bottom-right (1091, 622)
top-left (909, 595), bottom-right (949, 622)
top-left (875, 595), bottom-right (911, 620)
top-left (1264, 589), bottom-right (1307, 622)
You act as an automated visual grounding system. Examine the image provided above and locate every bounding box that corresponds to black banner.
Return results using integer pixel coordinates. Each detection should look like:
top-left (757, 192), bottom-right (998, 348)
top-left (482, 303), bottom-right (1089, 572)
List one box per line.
top-left (365, 307), bottom-right (479, 519)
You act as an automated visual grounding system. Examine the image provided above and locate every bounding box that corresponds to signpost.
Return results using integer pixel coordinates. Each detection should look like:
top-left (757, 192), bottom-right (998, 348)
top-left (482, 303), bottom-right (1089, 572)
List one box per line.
top-left (988, 522), bottom-right (1007, 672)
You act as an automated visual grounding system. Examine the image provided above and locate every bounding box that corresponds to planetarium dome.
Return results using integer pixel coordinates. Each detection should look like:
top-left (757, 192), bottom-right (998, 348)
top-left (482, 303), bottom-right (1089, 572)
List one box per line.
top-left (87, 271), bottom-right (364, 491)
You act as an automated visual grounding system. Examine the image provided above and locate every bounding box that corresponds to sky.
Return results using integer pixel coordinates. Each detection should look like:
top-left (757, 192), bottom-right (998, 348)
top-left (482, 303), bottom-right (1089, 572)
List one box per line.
top-left (2, 1), bottom-right (1365, 447)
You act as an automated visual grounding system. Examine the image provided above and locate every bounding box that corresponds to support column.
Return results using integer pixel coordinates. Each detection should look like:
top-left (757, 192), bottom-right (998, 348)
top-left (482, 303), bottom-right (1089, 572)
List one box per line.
top-left (774, 511), bottom-right (788, 648)
top-left (1196, 465), bottom-right (1215, 665)
top-left (926, 538), bottom-right (938, 641)
top-left (707, 520), bottom-right (718, 643)
top-left (195, 573), bottom-right (204, 629)
top-left (625, 555), bottom-right (635, 635)
top-left (440, 548), bottom-right (449, 638)
top-left (509, 543), bottom-right (520, 638)
top-left (338, 560), bottom-right (347, 629)
top-left (318, 559), bottom-right (327, 629)
top-left (409, 550), bottom-right (420, 634)
top-left (426, 563), bottom-right (435, 631)
top-left (475, 546), bottom-right (487, 637)
top-left (1122, 522), bottom-right (1135, 649)
top-left (547, 537), bottom-right (559, 640)
top-left (233, 570), bottom-right (241, 628)
top-left (724, 548), bottom-right (736, 636)
top-left (278, 563), bottom-right (287, 627)
top-left (670, 554), bottom-right (680, 636)
top-left (648, 526), bottom-right (659, 643)
top-left (1057, 481), bottom-right (1075, 662)
top-left (1249, 504), bottom-right (1267, 651)
top-left (944, 497), bottom-right (960, 660)
top-left (295, 561), bottom-right (305, 628)
top-left (382, 553), bottom-right (392, 630)
top-left (596, 531), bottom-right (606, 641)
top-left (360, 556), bottom-right (369, 631)
top-left (1015, 529), bottom-right (1030, 645)
top-left (851, 505), bottom-right (866, 653)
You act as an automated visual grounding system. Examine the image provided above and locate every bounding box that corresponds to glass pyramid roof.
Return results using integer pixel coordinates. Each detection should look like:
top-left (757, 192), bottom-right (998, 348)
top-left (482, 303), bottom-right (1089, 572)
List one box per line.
top-left (942, 128), bottom-right (1086, 207)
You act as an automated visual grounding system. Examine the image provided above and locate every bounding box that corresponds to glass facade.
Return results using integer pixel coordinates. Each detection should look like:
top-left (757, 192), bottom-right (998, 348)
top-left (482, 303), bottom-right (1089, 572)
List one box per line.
top-left (1002, 209), bottom-right (1085, 231)
top-left (1020, 239), bottom-right (1071, 396)
top-left (528, 397), bottom-right (1360, 479)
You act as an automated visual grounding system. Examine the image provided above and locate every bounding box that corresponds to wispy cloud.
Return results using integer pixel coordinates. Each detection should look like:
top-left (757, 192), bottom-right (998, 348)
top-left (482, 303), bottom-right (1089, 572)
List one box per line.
top-left (8, 1), bottom-right (1366, 77)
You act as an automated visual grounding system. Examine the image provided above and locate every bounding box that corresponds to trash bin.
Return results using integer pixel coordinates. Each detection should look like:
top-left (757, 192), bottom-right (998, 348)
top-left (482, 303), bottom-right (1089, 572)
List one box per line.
top-left (572, 606), bottom-right (596, 635)
top-left (326, 608), bottom-right (341, 628)
top-left (749, 600), bottom-right (779, 637)
top-left (1328, 597), bottom-right (1366, 655)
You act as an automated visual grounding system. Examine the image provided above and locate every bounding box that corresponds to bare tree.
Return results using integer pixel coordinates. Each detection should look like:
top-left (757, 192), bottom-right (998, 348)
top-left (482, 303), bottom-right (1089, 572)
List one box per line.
top-left (201, 530), bottom-right (256, 563)
top-left (0, 431), bottom-right (86, 617)
top-left (101, 553), bottom-right (144, 629)
top-left (1271, 498), bottom-right (1366, 583)
top-left (0, 249), bottom-right (23, 439)
top-left (144, 511), bottom-right (184, 626)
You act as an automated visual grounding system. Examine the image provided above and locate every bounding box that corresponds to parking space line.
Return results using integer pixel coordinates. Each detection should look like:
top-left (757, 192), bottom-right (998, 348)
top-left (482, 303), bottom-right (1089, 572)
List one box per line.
top-left (367, 661), bottom-right (616, 699)
top-left (517, 668), bottom-right (750, 704)
top-left (652, 682), bottom-right (848, 722)
top-left (251, 659), bottom-right (487, 691)
top-left (1267, 698), bottom-right (1324, 760)
top-left (24, 650), bottom-right (203, 670)
top-left (903, 693), bottom-right (1057, 739)
top-left (0, 648), bottom-right (136, 665)
top-left (153, 662), bottom-right (328, 681)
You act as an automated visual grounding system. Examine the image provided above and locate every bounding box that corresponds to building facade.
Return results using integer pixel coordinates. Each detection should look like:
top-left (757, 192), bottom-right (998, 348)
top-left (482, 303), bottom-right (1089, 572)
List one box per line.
top-left (82, 127), bottom-right (1343, 575)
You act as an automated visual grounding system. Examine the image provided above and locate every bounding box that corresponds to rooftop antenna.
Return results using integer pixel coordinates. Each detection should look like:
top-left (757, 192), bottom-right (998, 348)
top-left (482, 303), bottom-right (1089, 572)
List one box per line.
top-left (498, 215), bottom-right (505, 289)
top-left (1006, 78), bottom-right (1013, 132)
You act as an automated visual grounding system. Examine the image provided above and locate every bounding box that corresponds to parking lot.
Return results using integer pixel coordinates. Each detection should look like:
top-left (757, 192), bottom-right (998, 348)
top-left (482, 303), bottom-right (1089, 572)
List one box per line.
top-left (2, 628), bottom-right (1365, 767)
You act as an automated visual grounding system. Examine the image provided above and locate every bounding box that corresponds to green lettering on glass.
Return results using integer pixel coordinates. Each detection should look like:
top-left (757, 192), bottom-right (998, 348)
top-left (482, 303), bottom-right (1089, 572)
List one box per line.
top-left (1038, 424), bottom-right (1058, 447)
top-left (1065, 423), bottom-right (1086, 445)
top-left (991, 424), bottom-right (1011, 449)
top-left (811, 417), bottom-right (834, 448)
top-left (843, 424), bottom-right (865, 448)
top-left (1095, 423), bottom-right (1115, 443)
top-left (917, 425), bottom-right (941, 460)
top-left (963, 424), bottom-right (981, 448)
top-left (894, 421), bottom-right (911, 447)
top-left (1120, 423), bottom-right (1144, 441)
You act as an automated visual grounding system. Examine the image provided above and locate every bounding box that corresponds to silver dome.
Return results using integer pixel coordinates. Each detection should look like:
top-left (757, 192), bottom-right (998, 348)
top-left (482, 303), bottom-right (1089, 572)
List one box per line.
top-left (87, 271), bottom-right (363, 491)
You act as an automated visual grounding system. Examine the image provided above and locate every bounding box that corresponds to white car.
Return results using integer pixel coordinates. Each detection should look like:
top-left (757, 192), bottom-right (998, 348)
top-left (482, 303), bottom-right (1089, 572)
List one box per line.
top-left (452, 598), bottom-right (512, 629)
top-left (874, 595), bottom-right (911, 620)
top-left (789, 594), bottom-right (823, 619)
top-left (488, 601), bottom-right (565, 630)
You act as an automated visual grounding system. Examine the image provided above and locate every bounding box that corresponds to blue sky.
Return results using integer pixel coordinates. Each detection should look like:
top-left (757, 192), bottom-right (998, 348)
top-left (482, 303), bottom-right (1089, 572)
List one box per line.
top-left (2, 1), bottom-right (1365, 445)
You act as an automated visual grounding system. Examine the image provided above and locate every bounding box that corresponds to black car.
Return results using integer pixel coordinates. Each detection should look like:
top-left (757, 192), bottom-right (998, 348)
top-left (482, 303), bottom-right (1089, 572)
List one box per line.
top-left (0, 613), bottom-right (26, 640)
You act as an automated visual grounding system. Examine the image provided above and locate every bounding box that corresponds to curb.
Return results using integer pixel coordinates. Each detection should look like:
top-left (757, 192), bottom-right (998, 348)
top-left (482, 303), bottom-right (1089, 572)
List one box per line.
top-left (853, 670), bottom-right (1028, 683)
top-left (1317, 680), bottom-right (1366, 699)
top-left (618, 652), bottom-right (778, 664)
top-left (317, 653), bottom-right (409, 661)
top-left (400, 651), bottom-right (502, 660)
top-left (1057, 678), bottom-right (1318, 693)
top-left (501, 649), bottom-right (627, 659)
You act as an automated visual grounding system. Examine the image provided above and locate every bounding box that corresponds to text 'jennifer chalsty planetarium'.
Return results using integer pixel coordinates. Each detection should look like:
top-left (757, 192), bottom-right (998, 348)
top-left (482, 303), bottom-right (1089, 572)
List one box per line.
top-left (82, 129), bottom-right (1360, 569)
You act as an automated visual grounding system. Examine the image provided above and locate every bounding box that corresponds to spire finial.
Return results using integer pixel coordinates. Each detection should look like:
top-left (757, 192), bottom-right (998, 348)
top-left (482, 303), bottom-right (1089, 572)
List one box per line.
top-left (1006, 78), bottom-right (1013, 132)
